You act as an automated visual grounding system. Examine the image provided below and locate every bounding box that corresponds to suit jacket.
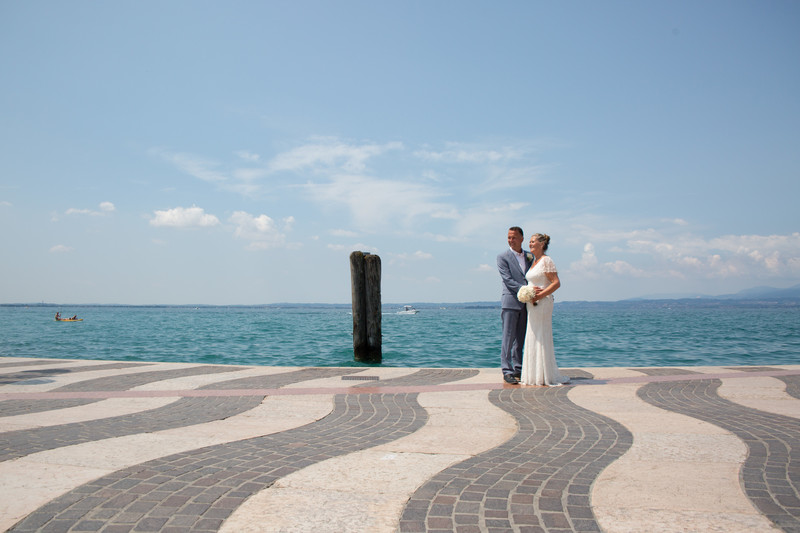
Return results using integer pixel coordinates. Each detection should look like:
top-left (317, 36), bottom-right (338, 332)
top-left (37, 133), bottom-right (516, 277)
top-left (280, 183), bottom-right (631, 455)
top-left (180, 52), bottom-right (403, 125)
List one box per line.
top-left (497, 249), bottom-right (533, 310)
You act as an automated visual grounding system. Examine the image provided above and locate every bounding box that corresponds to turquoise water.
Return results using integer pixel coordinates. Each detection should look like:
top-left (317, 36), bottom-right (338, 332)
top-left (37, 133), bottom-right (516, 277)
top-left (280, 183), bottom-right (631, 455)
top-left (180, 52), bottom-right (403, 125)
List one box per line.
top-left (1, 305), bottom-right (798, 368)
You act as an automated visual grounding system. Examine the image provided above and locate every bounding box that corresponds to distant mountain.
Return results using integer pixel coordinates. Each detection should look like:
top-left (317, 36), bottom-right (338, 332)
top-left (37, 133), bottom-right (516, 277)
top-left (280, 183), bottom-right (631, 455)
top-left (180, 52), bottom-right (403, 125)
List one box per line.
top-left (716, 284), bottom-right (800, 300)
top-left (630, 284), bottom-right (800, 302)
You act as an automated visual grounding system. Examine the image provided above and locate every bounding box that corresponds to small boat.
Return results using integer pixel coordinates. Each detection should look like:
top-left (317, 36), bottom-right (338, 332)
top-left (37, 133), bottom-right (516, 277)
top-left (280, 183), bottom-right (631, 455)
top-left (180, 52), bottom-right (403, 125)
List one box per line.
top-left (397, 305), bottom-right (419, 315)
top-left (55, 313), bottom-right (83, 322)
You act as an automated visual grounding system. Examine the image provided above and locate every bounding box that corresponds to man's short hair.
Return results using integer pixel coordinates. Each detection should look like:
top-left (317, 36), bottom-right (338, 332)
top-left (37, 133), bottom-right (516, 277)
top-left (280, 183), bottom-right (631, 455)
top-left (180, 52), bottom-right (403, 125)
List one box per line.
top-left (509, 226), bottom-right (523, 237)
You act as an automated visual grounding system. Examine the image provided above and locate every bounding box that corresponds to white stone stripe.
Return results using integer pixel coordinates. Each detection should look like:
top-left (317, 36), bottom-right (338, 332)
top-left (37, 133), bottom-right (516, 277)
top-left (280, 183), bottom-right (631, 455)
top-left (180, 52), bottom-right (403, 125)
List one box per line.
top-left (219, 389), bottom-right (518, 533)
top-left (719, 375), bottom-right (800, 419)
top-left (568, 383), bottom-right (775, 533)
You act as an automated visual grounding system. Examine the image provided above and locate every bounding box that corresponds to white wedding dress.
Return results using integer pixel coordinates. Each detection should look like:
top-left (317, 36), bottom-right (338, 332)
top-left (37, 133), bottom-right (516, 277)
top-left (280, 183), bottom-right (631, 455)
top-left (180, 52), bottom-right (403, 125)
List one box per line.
top-left (520, 256), bottom-right (570, 386)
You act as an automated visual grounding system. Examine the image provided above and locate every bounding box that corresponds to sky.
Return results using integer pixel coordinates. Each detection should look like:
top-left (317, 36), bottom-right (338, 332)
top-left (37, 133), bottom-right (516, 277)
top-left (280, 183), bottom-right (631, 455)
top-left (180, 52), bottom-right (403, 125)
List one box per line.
top-left (1, 1), bottom-right (798, 305)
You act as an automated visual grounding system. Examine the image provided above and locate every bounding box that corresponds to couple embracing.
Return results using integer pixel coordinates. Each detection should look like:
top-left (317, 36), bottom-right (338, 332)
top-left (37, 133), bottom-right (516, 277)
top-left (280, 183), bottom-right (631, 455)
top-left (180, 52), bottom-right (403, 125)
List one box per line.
top-left (497, 226), bottom-right (570, 386)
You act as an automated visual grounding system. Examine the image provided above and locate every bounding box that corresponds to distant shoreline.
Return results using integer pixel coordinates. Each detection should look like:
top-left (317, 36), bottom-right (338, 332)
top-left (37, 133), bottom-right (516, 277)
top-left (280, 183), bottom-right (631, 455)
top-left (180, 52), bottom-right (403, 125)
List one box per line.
top-left (2, 299), bottom-right (798, 310)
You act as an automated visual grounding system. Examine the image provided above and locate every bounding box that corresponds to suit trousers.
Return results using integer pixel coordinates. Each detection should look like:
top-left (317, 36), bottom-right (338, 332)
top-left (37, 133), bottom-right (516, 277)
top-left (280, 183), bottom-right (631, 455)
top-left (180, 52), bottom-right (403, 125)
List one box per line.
top-left (500, 306), bottom-right (527, 376)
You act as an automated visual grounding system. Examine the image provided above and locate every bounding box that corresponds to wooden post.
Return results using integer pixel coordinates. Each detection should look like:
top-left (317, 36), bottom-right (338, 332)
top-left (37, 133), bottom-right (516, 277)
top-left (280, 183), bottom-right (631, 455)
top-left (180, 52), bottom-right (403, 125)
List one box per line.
top-left (365, 253), bottom-right (382, 361)
top-left (350, 251), bottom-right (381, 363)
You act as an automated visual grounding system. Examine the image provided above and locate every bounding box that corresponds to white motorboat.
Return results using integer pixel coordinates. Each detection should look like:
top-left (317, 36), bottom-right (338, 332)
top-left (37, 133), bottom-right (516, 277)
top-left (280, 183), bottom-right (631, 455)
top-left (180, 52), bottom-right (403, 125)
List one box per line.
top-left (397, 305), bottom-right (419, 315)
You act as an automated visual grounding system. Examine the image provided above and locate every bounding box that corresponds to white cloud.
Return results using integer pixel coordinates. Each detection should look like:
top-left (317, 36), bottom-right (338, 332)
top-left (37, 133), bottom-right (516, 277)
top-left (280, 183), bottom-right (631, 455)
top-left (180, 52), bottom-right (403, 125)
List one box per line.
top-left (149, 206), bottom-right (220, 228)
top-left (229, 211), bottom-right (293, 250)
top-left (50, 244), bottom-right (73, 253)
top-left (567, 230), bottom-right (800, 281)
top-left (476, 264), bottom-right (494, 272)
top-left (1, 200), bottom-right (12, 207)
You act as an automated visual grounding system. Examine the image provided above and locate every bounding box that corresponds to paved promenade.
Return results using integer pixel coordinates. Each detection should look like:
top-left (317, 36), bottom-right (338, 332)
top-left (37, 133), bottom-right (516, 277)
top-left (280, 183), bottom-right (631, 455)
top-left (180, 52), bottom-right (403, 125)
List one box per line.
top-left (1, 357), bottom-right (799, 532)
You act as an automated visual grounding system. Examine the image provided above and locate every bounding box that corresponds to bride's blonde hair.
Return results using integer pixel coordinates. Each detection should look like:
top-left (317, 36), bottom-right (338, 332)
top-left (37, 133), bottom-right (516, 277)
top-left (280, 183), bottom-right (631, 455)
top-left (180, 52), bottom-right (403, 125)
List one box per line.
top-left (533, 233), bottom-right (551, 252)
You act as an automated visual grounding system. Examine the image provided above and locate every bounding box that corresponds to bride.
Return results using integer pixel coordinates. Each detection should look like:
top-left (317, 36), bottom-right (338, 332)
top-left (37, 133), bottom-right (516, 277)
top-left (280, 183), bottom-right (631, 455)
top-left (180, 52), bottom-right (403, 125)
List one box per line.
top-left (518, 233), bottom-right (570, 386)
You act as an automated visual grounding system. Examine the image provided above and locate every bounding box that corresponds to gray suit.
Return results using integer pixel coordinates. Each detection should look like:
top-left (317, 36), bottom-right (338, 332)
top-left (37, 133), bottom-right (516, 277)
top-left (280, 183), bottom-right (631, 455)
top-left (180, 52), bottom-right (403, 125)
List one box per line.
top-left (497, 248), bottom-right (532, 377)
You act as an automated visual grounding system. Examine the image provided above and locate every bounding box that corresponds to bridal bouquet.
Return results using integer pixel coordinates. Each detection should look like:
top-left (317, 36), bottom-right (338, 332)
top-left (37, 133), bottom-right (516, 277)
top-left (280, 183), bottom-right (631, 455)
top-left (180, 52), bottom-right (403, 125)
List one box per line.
top-left (517, 285), bottom-right (537, 306)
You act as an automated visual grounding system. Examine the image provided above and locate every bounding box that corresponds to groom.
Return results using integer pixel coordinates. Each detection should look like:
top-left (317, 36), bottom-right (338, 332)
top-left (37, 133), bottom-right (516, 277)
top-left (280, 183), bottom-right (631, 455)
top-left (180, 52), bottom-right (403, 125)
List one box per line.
top-left (497, 226), bottom-right (533, 384)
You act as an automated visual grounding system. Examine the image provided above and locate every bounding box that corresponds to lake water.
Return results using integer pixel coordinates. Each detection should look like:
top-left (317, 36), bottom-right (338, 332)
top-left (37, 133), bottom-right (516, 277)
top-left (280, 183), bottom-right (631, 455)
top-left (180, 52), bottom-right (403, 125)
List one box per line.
top-left (1, 304), bottom-right (798, 369)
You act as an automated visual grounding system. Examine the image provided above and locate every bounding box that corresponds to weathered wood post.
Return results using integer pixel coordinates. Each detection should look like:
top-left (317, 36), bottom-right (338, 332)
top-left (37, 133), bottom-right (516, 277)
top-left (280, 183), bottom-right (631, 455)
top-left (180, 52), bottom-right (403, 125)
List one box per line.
top-left (350, 251), bottom-right (381, 363)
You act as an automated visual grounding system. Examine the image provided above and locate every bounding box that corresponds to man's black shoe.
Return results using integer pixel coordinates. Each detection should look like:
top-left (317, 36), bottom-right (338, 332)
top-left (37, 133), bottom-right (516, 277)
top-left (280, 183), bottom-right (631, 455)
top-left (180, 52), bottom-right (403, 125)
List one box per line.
top-left (513, 373), bottom-right (521, 380)
top-left (503, 374), bottom-right (519, 384)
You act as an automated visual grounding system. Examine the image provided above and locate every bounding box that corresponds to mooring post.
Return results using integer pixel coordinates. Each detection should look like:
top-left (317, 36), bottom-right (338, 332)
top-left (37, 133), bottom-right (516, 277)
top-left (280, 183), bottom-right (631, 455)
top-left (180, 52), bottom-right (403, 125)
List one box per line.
top-left (350, 251), bottom-right (381, 363)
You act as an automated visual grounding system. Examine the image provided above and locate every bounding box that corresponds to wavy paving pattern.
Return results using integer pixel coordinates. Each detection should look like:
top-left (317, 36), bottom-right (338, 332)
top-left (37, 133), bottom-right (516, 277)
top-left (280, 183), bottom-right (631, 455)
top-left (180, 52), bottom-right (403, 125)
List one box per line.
top-left (399, 383), bottom-right (632, 532)
top-left (0, 367), bottom-right (358, 462)
top-left (9, 392), bottom-right (427, 532)
top-left (0, 364), bottom-right (234, 417)
top-left (638, 378), bottom-right (800, 532)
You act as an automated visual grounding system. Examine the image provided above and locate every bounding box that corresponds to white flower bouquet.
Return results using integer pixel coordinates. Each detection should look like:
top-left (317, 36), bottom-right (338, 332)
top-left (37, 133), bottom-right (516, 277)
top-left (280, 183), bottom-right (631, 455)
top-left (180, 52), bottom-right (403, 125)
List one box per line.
top-left (517, 285), bottom-right (537, 306)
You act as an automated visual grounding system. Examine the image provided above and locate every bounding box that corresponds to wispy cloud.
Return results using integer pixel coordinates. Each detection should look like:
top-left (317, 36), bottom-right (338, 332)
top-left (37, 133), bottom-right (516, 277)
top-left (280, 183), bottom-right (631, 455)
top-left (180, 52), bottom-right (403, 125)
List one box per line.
top-left (392, 250), bottom-right (434, 261)
top-left (65, 202), bottom-right (116, 216)
top-left (49, 244), bottom-right (73, 253)
top-left (413, 142), bottom-right (529, 163)
top-left (304, 174), bottom-right (454, 231)
top-left (268, 137), bottom-right (403, 174)
top-left (152, 150), bottom-right (227, 183)
top-left (149, 206), bottom-right (220, 228)
top-left (236, 150), bottom-right (261, 162)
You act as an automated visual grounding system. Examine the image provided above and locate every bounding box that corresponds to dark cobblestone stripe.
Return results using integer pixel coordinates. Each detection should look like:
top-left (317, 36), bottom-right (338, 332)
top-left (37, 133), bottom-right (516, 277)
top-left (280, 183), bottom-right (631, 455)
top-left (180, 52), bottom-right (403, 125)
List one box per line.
top-left (399, 386), bottom-right (632, 532)
top-left (353, 368), bottom-right (480, 387)
top-left (725, 366), bottom-right (787, 373)
top-left (632, 367), bottom-right (702, 376)
top-left (776, 374), bottom-right (800, 401)
top-left (0, 368), bottom-right (361, 462)
top-left (10, 392), bottom-right (427, 532)
top-left (638, 379), bottom-right (800, 532)
top-left (0, 359), bottom-right (85, 369)
top-left (0, 365), bottom-right (243, 418)
top-left (561, 368), bottom-right (594, 381)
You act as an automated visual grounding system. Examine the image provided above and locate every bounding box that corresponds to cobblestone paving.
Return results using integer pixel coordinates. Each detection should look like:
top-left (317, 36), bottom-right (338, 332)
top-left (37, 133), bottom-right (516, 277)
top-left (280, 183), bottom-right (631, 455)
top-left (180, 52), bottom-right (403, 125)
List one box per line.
top-left (9, 392), bottom-right (428, 532)
top-left (0, 367), bottom-right (359, 462)
top-left (773, 374), bottom-right (800, 401)
top-left (638, 378), bottom-right (800, 532)
top-left (0, 362), bottom-right (150, 387)
top-left (398, 381), bottom-right (634, 533)
top-left (725, 366), bottom-right (787, 373)
top-left (0, 364), bottom-right (230, 418)
top-left (631, 367), bottom-right (702, 377)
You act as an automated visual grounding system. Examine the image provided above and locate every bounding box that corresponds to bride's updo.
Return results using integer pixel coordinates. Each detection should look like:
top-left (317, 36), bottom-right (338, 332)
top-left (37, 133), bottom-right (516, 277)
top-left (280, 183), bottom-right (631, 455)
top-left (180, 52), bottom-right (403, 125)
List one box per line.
top-left (533, 233), bottom-right (551, 252)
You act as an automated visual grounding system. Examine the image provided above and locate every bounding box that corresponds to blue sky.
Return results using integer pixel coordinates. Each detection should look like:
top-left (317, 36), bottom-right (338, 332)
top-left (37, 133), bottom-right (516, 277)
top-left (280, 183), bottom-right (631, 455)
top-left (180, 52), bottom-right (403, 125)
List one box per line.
top-left (1, 1), bottom-right (798, 305)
